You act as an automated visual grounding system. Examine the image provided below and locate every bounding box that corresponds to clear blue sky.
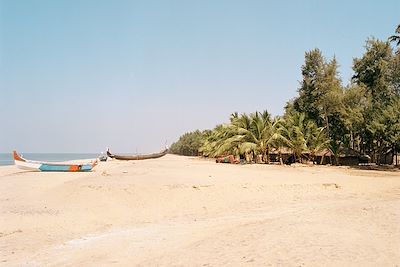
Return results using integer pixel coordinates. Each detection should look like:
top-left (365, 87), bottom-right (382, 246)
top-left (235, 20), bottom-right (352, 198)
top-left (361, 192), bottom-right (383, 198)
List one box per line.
top-left (0, 0), bottom-right (399, 153)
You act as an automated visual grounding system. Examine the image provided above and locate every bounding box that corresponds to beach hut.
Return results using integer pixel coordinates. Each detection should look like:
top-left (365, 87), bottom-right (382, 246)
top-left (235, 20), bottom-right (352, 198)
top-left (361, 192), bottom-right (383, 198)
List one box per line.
top-left (269, 148), bottom-right (294, 164)
top-left (315, 149), bottom-right (333, 165)
top-left (379, 148), bottom-right (395, 165)
top-left (337, 147), bottom-right (360, 166)
top-left (316, 147), bottom-right (361, 166)
top-left (394, 152), bottom-right (400, 166)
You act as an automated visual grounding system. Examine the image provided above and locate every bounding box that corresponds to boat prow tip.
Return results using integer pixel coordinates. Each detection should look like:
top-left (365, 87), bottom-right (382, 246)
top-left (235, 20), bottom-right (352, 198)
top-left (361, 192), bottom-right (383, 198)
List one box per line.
top-left (13, 150), bottom-right (26, 162)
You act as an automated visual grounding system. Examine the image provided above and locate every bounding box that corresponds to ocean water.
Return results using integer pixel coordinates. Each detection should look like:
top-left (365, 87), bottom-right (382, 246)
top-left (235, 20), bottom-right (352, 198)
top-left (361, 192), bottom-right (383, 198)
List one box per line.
top-left (0, 153), bottom-right (100, 166)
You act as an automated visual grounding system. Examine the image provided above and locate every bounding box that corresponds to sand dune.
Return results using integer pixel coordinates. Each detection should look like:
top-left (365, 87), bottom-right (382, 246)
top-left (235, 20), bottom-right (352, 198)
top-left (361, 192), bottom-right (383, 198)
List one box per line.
top-left (1, 155), bottom-right (399, 266)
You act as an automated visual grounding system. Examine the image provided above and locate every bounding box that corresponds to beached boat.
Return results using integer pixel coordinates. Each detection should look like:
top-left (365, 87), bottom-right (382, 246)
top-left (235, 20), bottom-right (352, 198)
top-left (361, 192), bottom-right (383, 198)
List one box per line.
top-left (106, 148), bottom-right (168, 160)
top-left (13, 151), bottom-right (98, 172)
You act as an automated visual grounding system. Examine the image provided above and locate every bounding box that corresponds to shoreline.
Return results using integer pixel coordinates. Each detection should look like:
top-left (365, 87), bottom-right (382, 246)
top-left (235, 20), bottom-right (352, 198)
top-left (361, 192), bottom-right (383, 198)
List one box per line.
top-left (0, 157), bottom-right (400, 174)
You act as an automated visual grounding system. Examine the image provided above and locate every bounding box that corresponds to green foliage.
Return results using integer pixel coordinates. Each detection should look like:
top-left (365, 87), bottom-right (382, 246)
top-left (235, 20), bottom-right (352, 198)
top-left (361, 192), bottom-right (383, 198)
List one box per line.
top-left (353, 39), bottom-right (394, 103)
top-left (350, 38), bottom-right (399, 162)
top-left (367, 97), bottom-right (400, 161)
top-left (169, 130), bottom-right (206, 156)
top-left (199, 124), bottom-right (239, 157)
top-left (389, 53), bottom-right (400, 94)
top-left (381, 98), bottom-right (400, 148)
top-left (281, 112), bottom-right (329, 162)
top-left (230, 111), bottom-right (282, 162)
top-left (199, 111), bottom-right (285, 162)
top-left (173, 26), bottom-right (400, 165)
top-left (292, 48), bottom-right (344, 157)
top-left (340, 85), bottom-right (368, 151)
top-left (294, 49), bottom-right (343, 129)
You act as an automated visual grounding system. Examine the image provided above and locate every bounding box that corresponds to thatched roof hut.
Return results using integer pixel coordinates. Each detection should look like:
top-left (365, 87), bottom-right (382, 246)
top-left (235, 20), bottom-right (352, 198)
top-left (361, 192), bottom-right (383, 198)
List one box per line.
top-left (316, 147), bottom-right (360, 165)
top-left (379, 148), bottom-right (394, 165)
top-left (269, 148), bottom-right (294, 164)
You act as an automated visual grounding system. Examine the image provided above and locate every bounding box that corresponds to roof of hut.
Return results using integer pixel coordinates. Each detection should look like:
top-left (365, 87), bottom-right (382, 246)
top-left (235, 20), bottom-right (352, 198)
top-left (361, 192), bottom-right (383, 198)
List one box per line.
top-left (315, 149), bottom-right (332, 157)
top-left (269, 147), bottom-right (293, 154)
top-left (338, 147), bottom-right (360, 157)
top-left (316, 147), bottom-right (360, 158)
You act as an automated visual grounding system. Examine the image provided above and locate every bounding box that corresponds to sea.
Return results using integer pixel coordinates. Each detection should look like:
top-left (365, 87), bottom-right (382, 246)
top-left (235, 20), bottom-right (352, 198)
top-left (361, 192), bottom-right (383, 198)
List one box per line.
top-left (0, 153), bottom-right (100, 166)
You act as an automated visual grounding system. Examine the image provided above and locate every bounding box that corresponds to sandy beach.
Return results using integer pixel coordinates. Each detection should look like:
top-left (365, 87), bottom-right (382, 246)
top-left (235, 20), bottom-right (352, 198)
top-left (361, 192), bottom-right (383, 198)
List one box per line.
top-left (1, 155), bottom-right (399, 266)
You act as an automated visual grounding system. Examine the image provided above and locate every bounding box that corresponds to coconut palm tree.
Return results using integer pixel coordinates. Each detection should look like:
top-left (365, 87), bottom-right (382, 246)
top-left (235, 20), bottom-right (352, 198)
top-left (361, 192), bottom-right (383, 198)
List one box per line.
top-left (281, 113), bottom-right (308, 162)
top-left (282, 112), bottom-right (327, 163)
top-left (200, 111), bottom-right (281, 163)
top-left (201, 113), bottom-right (254, 160)
top-left (305, 121), bottom-right (330, 163)
top-left (229, 111), bottom-right (283, 163)
top-left (199, 124), bottom-right (233, 157)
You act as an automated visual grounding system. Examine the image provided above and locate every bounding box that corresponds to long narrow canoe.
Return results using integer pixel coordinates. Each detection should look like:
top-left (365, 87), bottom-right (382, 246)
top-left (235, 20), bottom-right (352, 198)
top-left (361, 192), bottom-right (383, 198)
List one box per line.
top-left (13, 151), bottom-right (98, 172)
top-left (106, 148), bottom-right (168, 160)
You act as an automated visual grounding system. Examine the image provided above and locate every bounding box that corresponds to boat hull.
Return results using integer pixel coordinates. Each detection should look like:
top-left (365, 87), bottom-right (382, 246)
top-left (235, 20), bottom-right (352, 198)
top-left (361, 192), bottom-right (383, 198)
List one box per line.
top-left (38, 164), bottom-right (95, 172)
top-left (106, 148), bottom-right (168, 160)
top-left (13, 151), bottom-right (97, 172)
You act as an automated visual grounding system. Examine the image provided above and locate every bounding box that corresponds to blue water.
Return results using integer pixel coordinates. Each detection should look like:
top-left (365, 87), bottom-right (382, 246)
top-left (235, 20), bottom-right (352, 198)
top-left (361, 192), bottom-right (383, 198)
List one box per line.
top-left (0, 153), bottom-right (100, 166)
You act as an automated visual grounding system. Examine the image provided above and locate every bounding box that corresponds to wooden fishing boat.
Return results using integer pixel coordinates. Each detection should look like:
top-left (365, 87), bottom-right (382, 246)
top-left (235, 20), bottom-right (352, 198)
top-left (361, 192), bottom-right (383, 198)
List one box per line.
top-left (13, 151), bottom-right (98, 172)
top-left (106, 148), bottom-right (168, 160)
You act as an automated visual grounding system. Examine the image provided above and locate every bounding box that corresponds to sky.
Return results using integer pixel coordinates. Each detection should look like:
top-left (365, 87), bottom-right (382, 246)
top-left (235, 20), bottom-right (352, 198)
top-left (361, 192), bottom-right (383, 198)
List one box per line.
top-left (0, 0), bottom-right (399, 153)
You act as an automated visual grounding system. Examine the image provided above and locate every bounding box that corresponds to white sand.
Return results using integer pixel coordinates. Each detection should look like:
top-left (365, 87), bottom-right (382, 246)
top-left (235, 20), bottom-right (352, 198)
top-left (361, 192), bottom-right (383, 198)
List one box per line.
top-left (1, 155), bottom-right (399, 266)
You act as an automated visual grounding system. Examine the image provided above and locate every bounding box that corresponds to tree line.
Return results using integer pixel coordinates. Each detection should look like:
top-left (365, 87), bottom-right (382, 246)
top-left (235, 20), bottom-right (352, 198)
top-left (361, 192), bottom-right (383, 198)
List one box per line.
top-left (170, 25), bottom-right (400, 165)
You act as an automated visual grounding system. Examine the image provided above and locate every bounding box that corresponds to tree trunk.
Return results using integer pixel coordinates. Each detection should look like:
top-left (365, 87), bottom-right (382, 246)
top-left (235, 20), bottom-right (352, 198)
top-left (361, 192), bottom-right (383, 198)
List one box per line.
top-left (376, 141), bottom-right (382, 165)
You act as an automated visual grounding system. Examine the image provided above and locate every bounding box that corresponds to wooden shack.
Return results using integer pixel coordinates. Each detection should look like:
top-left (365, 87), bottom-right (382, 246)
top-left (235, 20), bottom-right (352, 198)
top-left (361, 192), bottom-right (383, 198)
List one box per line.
top-left (316, 147), bottom-right (360, 166)
top-left (269, 148), bottom-right (294, 164)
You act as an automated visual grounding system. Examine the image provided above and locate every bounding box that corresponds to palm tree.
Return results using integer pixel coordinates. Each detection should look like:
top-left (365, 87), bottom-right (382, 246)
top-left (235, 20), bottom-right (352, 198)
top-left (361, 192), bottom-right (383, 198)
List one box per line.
top-left (305, 122), bottom-right (330, 164)
top-left (282, 112), bottom-right (328, 163)
top-left (230, 111), bottom-right (282, 163)
top-left (282, 113), bottom-right (308, 162)
top-left (199, 124), bottom-right (234, 157)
